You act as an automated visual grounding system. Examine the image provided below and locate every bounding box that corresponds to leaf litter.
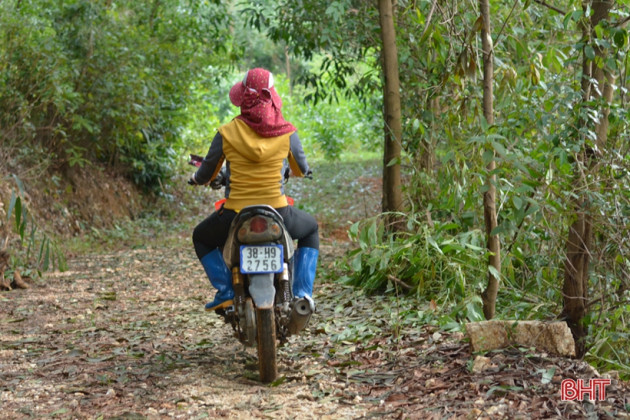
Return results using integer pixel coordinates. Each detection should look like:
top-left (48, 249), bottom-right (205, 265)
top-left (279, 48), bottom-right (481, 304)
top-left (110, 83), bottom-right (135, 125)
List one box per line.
top-left (2, 239), bottom-right (628, 419)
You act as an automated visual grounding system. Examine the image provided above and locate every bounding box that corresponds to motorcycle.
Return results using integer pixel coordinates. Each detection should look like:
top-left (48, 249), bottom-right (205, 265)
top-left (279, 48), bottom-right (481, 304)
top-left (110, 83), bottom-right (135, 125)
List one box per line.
top-left (189, 154), bottom-right (314, 383)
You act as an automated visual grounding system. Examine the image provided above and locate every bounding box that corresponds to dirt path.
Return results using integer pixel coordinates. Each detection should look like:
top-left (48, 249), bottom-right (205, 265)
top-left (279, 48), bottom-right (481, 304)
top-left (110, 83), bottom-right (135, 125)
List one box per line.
top-left (0, 241), bottom-right (372, 419)
top-left (2, 239), bottom-right (629, 419)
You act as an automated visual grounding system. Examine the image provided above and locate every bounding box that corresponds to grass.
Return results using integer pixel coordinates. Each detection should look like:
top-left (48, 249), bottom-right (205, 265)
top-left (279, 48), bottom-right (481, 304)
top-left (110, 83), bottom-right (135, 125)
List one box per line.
top-left (284, 157), bottom-right (382, 235)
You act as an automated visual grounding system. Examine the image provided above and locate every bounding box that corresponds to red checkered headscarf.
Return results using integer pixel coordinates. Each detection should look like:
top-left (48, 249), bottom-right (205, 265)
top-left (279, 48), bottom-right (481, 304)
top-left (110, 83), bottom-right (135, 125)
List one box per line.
top-left (229, 68), bottom-right (296, 138)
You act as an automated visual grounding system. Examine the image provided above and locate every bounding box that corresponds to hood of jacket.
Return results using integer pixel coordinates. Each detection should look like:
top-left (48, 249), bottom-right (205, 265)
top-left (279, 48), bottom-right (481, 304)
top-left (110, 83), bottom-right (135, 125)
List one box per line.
top-left (218, 119), bottom-right (294, 163)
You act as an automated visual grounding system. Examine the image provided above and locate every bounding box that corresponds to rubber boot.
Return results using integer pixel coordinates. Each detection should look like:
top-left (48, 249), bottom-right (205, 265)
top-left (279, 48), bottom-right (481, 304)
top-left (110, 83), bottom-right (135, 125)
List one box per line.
top-left (293, 247), bottom-right (318, 311)
top-left (200, 249), bottom-right (234, 311)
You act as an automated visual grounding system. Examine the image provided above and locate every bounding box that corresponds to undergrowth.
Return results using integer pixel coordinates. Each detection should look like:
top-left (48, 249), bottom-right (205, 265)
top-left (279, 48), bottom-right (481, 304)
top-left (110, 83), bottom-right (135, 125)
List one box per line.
top-left (337, 214), bottom-right (488, 330)
top-left (1, 175), bottom-right (66, 282)
top-left (337, 210), bottom-right (630, 380)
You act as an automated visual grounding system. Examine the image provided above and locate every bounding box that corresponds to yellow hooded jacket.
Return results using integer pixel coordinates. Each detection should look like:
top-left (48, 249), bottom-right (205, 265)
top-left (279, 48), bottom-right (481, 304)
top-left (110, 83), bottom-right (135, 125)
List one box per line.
top-left (193, 119), bottom-right (310, 212)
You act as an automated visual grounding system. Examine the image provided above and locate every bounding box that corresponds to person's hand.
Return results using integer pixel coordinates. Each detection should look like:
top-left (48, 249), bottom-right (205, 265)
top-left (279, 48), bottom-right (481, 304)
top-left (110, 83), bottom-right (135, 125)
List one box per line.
top-left (210, 168), bottom-right (226, 189)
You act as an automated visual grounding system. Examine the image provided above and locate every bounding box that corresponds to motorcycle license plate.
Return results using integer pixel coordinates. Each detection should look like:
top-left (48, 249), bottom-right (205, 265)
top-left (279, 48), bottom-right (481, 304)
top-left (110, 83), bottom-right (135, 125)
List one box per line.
top-left (240, 245), bottom-right (283, 274)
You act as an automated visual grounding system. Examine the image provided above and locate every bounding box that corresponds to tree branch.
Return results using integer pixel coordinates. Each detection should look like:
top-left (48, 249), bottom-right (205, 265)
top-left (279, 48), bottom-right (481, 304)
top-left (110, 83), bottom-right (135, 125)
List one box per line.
top-left (493, 0), bottom-right (520, 54)
top-left (533, 0), bottom-right (566, 15)
top-left (615, 15), bottom-right (630, 28)
top-left (387, 274), bottom-right (413, 290)
top-left (420, 0), bottom-right (438, 38)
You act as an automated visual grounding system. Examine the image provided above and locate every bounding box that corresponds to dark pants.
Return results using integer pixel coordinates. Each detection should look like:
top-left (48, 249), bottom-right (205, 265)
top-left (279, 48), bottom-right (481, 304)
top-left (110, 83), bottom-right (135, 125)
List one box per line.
top-left (192, 205), bottom-right (319, 259)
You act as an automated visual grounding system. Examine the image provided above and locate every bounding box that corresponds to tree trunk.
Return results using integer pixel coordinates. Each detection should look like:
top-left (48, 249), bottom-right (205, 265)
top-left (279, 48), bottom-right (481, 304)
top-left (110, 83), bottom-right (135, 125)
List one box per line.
top-left (561, 0), bottom-right (613, 358)
top-left (479, 0), bottom-right (501, 320)
top-left (378, 0), bottom-right (403, 221)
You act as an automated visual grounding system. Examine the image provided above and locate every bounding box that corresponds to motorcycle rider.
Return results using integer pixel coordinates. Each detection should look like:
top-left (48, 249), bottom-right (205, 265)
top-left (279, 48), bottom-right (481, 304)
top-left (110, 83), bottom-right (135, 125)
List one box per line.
top-left (189, 68), bottom-right (319, 313)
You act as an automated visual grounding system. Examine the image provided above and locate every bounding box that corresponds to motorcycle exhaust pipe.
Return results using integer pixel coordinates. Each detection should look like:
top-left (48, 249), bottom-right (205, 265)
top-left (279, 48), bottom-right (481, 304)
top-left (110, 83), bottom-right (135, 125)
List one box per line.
top-left (287, 297), bottom-right (313, 335)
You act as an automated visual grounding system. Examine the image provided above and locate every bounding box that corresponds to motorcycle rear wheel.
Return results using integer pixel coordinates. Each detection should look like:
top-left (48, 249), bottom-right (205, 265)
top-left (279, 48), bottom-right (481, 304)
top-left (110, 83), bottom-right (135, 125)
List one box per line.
top-left (256, 307), bottom-right (278, 383)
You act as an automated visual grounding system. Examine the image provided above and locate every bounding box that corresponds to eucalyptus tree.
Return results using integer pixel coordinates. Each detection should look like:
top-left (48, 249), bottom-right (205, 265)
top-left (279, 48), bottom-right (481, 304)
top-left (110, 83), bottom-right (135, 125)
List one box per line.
top-left (561, 0), bottom-right (625, 357)
top-left (478, 0), bottom-right (501, 320)
top-left (378, 0), bottom-right (404, 217)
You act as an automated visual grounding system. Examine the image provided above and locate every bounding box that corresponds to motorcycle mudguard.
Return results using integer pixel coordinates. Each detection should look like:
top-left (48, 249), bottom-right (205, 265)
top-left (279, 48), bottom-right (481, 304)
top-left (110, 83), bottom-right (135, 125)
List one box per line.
top-left (223, 205), bottom-right (294, 269)
top-left (248, 273), bottom-right (275, 309)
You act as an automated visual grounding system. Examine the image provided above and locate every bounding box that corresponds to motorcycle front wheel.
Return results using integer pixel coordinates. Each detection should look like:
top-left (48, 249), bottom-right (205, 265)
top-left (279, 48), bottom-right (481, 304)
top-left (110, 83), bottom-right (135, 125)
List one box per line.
top-left (255, 307), bottom-right (278, 383)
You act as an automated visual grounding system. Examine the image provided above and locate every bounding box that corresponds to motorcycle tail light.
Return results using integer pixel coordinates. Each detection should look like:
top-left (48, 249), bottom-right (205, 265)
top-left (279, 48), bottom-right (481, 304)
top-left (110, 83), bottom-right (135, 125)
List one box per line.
top-left (250, 216), bottom-right (268, 233)
top-left (237, 215), bottom-right (283, 243)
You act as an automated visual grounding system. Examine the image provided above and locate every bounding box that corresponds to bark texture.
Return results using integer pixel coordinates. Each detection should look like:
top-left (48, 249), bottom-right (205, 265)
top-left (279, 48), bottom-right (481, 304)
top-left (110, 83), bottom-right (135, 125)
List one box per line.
top-left (479, 0), bottom-right (501, 320)
top-left (378, 0), bottom-right (403, 220)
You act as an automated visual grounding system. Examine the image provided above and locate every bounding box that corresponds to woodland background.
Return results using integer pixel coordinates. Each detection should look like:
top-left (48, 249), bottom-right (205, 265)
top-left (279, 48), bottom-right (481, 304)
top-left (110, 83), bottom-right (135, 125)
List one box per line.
top-left (1, 0), bottom-right (629, 381)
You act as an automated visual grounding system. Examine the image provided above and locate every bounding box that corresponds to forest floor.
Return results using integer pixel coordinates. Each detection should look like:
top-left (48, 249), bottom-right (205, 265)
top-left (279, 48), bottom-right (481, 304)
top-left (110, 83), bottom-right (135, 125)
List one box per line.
top-left (1, 160), bottom-right (629, 419)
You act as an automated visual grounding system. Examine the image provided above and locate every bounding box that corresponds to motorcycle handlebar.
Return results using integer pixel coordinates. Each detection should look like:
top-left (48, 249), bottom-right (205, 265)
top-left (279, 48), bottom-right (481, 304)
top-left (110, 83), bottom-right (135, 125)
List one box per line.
top-left (284, 168), bottom-right (313, 183)
top-left (210, 167), bottom-right (227, 190)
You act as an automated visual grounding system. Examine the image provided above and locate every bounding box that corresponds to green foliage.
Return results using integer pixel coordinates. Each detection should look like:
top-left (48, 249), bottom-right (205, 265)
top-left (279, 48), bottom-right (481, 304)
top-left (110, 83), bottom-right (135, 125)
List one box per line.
top-left (279, 76), bottom-right (381, 160)
top-left (587, 301), bottom-right (630, 380)
top-left (120, 128), bottom-right (178, 191)
top-left (0, 0), bottom-right (233, 190)
top-left (342, 214), bottom-right (486, 304)
top-left (338, 208), bottom-right (491, 331)
top-left (240, 0), bottom-right (381, 103)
